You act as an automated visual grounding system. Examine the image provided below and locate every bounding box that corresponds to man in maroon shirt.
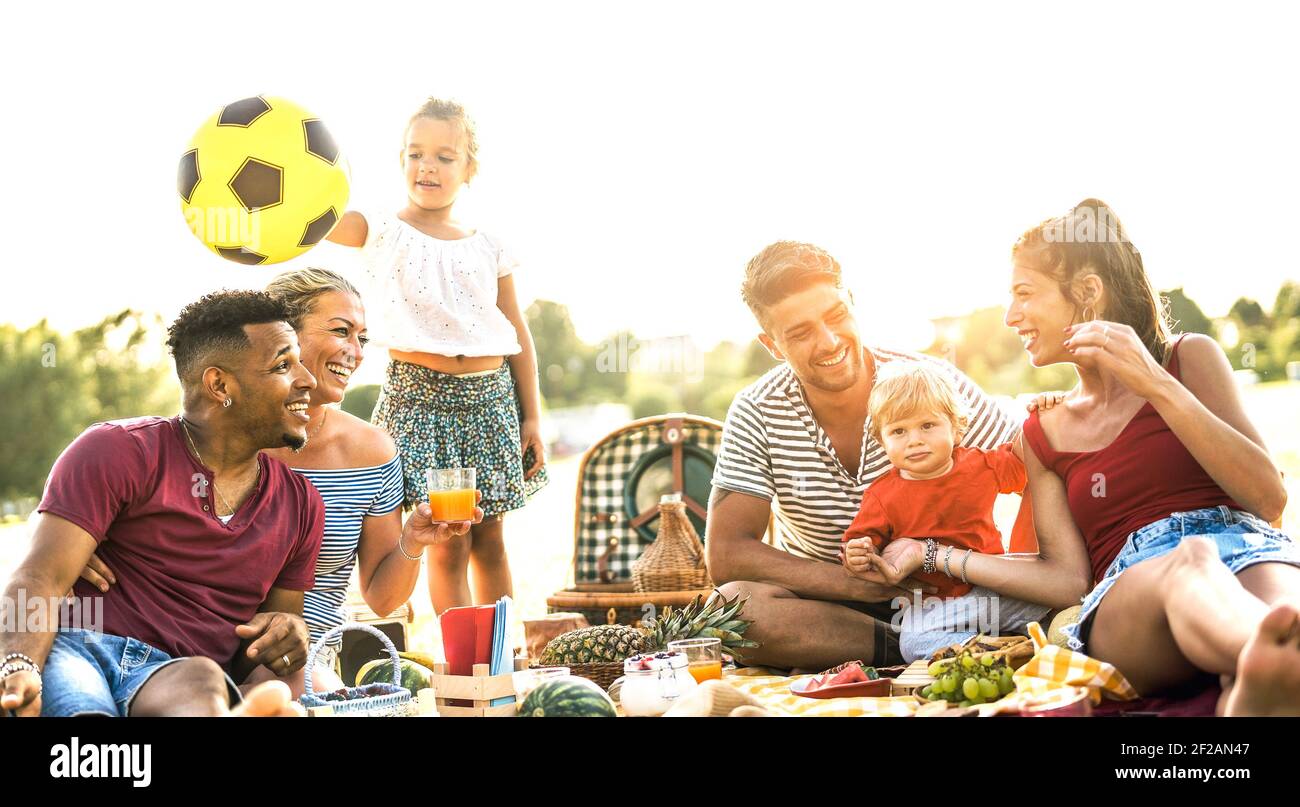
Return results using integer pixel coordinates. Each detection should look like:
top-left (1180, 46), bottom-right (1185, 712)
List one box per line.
top-left (1, 290), bottom-right (327, 716)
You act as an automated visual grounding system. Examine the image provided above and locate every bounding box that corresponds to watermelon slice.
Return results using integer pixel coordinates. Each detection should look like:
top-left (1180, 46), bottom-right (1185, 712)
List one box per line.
top-left (805, 661), bottom-right (880, 692)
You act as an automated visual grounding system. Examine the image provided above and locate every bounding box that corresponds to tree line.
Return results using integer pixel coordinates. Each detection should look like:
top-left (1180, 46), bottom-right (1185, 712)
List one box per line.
top-left (2, 285), bottom-right (1296, 504)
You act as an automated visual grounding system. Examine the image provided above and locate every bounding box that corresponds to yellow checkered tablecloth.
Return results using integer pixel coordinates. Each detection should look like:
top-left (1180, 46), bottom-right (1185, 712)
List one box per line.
top-left (722, 621), bottom-right (1139, 717)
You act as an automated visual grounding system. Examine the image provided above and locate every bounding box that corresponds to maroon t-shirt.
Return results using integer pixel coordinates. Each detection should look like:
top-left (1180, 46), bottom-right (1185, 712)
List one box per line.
top-left (37, 416), bottom-right (324, 670)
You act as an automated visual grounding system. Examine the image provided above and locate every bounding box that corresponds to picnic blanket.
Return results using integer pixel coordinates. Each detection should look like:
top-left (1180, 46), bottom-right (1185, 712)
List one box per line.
top-left (725, 621), bottom-right (1140, 717)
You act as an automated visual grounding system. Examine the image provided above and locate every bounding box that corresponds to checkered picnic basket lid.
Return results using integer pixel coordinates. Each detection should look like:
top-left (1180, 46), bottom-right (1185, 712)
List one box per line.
top-left (572, 414), bottom-right (723, 585)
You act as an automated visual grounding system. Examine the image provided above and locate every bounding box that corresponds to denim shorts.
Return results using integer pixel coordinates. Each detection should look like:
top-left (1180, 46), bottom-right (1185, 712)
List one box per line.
top-left (40, 629), bottom-right (242, 717)
top-left (1064, 506), bottom-right (1300, 653)
top-left (897, 587), bottom-right (1052, 663)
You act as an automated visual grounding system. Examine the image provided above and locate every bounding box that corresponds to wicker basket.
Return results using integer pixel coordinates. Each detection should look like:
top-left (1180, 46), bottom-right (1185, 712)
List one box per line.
top-left (632, 494), bottom-right (712, 593)
top-left (300, 624), bottom-right (415, 716)
top-left (537, 661), bottom-right (625, 691)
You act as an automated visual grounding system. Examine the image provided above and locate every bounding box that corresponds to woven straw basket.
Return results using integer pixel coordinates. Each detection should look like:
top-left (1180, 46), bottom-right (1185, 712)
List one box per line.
top-left (631, 494), bottom-right (712, 593)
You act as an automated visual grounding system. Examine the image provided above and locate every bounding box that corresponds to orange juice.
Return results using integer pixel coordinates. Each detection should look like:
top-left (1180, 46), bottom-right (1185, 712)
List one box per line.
top-left (687, 660), bottom-right (723, 683)
top-left (427, 488), bottom-right (476, 521)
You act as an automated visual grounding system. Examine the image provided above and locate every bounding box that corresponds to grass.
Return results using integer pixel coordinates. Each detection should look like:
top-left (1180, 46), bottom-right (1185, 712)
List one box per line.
top-left (4, 382), bottom-right (1299, 657)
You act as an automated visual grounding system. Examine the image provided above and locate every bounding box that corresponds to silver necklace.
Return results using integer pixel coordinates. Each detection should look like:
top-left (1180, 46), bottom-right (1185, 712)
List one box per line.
top-left (179, 416), bottom-right (259, 517)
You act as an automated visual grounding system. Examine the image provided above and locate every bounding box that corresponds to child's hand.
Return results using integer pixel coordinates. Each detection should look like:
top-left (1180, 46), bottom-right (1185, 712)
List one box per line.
top-left (520, 418), bottom-right (546, 480)
top-left (1026, 391), bottom-right (1066, 412)
top-left (840, 538), bottom-right (896, 585)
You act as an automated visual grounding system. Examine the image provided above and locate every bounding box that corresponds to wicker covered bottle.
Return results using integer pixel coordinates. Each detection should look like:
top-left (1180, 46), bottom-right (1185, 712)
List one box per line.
top-left (631, 493), bottom-right (712, 593)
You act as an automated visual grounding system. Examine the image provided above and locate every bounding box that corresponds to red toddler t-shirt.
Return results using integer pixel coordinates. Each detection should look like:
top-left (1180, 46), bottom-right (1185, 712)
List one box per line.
top-left (843, 444), bottom-right (1026, 598)
top-left (37, 417), bottom-right (324, 670)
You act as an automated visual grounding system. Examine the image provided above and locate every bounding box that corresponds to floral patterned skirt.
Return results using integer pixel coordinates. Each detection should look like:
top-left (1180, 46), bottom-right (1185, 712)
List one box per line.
top-left (372, 360), bottom-right (548, 517)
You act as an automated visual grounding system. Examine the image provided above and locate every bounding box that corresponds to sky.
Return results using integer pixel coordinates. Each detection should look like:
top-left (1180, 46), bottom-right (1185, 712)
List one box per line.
top-left (4, 1), bottom-right (1299, 383)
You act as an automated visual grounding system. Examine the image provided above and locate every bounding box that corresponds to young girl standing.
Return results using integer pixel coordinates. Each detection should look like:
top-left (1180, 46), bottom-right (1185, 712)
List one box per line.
top-left (327, 98), bottom-right (547, 615)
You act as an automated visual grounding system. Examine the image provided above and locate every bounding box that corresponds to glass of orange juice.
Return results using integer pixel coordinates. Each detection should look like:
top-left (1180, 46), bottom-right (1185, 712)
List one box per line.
top-left (668, 638), bottom-right (723, 683)
top-left (425, 468), bottom-right (477, 522)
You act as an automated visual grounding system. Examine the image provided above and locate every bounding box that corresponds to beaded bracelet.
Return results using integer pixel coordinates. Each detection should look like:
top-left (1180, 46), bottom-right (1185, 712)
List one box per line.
top-left (1, 661), bottom-right (40, 681)
top-left (921, 539), bottom-right (938, 575)
top-left (943, 546), bottom-right (955, 578)
top-left (960, 549), bottom-right (973, 583)
top-left (397, 534), bottom-right (422, 562)
top-left (1, 652), bottom-right (38, 671)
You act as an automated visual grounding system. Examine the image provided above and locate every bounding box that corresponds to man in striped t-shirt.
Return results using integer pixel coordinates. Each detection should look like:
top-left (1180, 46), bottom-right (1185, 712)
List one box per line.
top-left (708, 242), bottom-right (1019, 670)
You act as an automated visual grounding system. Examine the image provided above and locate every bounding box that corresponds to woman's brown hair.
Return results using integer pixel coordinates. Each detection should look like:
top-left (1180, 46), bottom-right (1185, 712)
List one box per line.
top-left (1013, 198), bottom-right (1172, 362)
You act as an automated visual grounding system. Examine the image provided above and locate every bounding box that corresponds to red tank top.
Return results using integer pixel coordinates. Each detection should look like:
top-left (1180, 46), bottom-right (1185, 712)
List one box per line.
top-left (1022, 335), bottom-right (1240, 584)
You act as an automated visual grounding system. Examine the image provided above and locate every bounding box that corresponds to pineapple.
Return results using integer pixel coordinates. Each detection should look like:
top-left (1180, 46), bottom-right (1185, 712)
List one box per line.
top-left (539, 590), bottom-right (758, 665)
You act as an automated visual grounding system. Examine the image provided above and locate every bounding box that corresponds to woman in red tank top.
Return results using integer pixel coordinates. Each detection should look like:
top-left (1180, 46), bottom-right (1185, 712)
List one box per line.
top-left (865, 200), bottom-right (1300, 713)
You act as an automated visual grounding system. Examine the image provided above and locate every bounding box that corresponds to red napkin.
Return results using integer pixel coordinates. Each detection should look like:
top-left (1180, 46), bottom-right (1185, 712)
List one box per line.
top-left (440, 605), bottom-right (496, 676)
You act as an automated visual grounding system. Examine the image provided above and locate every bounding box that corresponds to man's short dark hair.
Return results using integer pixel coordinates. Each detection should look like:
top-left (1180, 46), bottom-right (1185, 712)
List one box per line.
top-left (741, 241), bottom-right (843, 329)
top-left (166, 290), bottom-right (293, 383)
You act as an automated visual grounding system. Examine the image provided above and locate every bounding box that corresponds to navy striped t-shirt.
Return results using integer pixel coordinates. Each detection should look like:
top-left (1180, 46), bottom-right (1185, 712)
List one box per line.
top-left (295, 454), bottom-right (406, 649)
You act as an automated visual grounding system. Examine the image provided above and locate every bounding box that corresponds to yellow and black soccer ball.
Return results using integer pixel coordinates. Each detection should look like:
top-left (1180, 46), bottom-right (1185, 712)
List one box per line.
top-left (177, 95), bottom-right (350, 265)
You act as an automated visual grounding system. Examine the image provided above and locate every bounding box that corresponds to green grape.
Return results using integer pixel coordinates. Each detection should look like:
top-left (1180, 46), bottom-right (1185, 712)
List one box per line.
top-left (962, 677), bottom-right (980, 700)
top-left (959, 700), bottom-right (973, 707)
top-left (998, 676), bottom-right (1015, 695)
top-left (961, 655), bottom-right (976, 670)
top-left (979, 678), bottom-right (999, 699)
top-left (928, 661), bottom-right (947, 677)
top-left (921, 685), bottom-right (934, 699)
top-left (981, 655), bottom-right (995, 667)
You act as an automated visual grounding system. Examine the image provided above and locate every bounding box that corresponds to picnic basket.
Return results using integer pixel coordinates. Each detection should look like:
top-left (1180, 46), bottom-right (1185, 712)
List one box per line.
top-left (546, 414), bottom-right (722, 627)
top-left (300, 623), bottom-right (416, 717)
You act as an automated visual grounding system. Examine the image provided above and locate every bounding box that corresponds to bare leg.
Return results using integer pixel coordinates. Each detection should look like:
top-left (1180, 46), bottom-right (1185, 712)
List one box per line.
top-left (426, 531), bottom-right (472, 615)
top-left (1222, 600), bottom-right (1300, 716)
top-left (129, 657), bottom-right (232, 717)
top-left (240, 663), bottom-right (309, 699)
top-left (1236, 562), bottom-right (1300, 606)
top-left (1216, 562), bottom-right (1300, 714)
top-left (1088, 537), bottom-right (1267, 694)
top-left (468, 516), bottom-right (513, 605)
top-left (716, 581), bottom-right (890, 671)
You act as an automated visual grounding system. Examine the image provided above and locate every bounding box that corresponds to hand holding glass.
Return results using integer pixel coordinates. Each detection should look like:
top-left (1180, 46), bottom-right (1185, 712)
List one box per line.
top-left (426, 468), bottom-right (477, 523)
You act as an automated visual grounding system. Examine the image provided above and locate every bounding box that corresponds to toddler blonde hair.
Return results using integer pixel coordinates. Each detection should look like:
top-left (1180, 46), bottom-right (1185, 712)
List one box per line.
top-left (868, 362), bottom-right (968, 443)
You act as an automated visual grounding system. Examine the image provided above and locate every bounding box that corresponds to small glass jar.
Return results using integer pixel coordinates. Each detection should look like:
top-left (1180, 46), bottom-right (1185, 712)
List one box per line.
top-left (618, 651), bottom-right (698, 717)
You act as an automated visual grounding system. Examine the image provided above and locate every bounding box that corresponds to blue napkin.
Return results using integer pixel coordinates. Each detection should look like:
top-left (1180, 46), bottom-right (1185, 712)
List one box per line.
top-left (489, 596), bottom-right (514, 706)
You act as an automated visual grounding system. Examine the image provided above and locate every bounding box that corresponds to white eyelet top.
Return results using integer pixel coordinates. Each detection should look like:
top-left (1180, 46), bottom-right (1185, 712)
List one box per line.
top-left (357, 212), bottom-right (523, 357)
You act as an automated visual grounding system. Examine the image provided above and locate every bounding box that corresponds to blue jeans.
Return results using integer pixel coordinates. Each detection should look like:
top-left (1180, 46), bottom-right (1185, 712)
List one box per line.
top-left (897, 586), bottom-right (1052, 663)
top-left (40, 629), bottom-right (241, 717)
top-left (1064, 506), bottom-right (1300, 652)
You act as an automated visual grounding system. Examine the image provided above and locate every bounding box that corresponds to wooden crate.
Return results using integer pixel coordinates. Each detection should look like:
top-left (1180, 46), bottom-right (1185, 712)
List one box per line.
top-left (430, 658), bottom-right (528, 717)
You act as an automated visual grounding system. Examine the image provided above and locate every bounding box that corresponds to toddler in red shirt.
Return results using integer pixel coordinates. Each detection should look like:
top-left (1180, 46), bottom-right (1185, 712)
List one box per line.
top-left (842, 362), bottom-right (1050, 662)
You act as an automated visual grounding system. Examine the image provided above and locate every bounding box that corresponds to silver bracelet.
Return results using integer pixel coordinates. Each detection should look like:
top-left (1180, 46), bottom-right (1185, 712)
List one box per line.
top-left (960, 549), bottom-right (973, 583)
top-left (397, 534), bottom-right (422, 562)
top-left (943, 545), bottom-right (955, 577)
